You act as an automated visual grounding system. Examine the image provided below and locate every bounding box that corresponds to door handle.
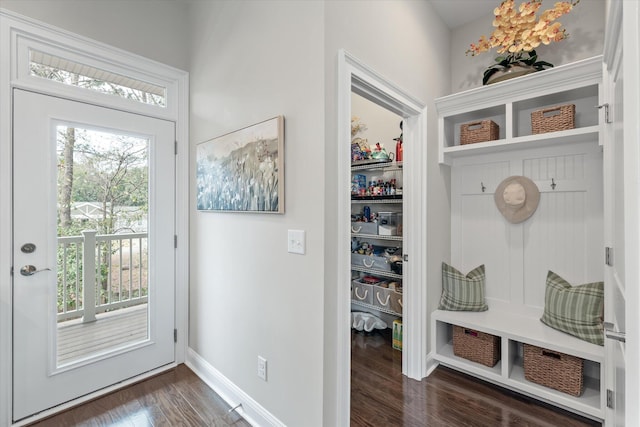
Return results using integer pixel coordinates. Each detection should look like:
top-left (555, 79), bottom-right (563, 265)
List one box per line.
top-left (19, 265), bottom-right (51, 276)
top-left (604, 321), bottom-right (626, 343)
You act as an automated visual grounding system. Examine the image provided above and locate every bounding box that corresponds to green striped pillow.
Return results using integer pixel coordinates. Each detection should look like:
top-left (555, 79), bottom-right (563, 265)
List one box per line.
top-left (438, 263), bottom-right (488, 311)
top-left (540, 271), bottom-right (604, 346)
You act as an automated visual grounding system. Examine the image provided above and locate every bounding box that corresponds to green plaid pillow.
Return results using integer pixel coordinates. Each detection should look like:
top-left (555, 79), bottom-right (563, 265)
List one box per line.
top-left (540, 271), bottom-right (604, 346)
top-left (438, 263), bottom-right (488, 311)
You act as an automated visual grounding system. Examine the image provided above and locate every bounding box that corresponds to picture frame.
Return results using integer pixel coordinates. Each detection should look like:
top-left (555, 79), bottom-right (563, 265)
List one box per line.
top-left (196, 116), bottom-right (284, 213)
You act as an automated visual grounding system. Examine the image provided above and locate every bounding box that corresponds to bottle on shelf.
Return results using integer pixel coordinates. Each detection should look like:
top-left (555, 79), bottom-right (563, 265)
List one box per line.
top-left (394, 120), bottom-right (403, 162)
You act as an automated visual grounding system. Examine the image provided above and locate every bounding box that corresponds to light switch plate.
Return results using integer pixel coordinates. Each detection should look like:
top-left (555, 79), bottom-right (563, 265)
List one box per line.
top-left (287, 229), bottom-right (305, 255)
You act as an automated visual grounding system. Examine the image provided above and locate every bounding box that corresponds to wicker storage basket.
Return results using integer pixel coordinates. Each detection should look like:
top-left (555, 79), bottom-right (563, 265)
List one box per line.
top-left (523, 344), bottom-right (584, 396)
top-left (531, 104), bottom-right (575, 134)
top-left (460, 120), bottom-right (499, 145)
top-left (452, 325), bottom-right (500, 367)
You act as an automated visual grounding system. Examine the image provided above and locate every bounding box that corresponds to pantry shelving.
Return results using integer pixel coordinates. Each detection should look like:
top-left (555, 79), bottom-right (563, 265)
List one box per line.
top-left (350, 159), bottom-right (404, 319)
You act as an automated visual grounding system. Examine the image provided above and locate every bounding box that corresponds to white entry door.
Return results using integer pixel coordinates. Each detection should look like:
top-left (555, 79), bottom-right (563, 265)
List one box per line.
top-left (12, 89), bottom-right (175, 421)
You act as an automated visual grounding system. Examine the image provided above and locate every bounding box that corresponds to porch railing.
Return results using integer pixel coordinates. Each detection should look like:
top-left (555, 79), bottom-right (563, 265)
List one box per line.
top-left (57, 230), bottom-right (148, 323)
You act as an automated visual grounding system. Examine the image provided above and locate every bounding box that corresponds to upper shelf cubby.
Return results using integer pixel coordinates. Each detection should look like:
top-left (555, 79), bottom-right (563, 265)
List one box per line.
top-left (436, 56), bottom-right (603, 165)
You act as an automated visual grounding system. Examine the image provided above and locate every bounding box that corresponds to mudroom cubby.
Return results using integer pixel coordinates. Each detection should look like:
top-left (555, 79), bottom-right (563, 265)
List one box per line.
top-left (433, 56), bottom-right (605, 421)
top-left (432, 305), bottom-right (604, 420)
top-left (437, 56), bottom-right (603, 165)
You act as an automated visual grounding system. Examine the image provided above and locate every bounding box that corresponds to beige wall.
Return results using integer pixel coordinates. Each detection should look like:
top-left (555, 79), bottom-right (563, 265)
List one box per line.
top-left (351, 93), bottom-right (403, 152)
top-left (0, 0), bottom-right (189, 70)
top-left (450, 0), bottom-right (606, 93)
top-left (187, 1), bottom-right (326, 425)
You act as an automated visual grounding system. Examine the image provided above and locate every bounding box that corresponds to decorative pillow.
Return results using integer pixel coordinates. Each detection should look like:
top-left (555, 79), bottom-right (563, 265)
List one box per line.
top-left (438, 263), bottom-right (488, 311)
top-left (540, 271), bottom-right (604, 346)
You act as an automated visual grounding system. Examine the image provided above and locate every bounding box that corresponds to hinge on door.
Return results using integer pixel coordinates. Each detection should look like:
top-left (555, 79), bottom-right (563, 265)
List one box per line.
top-left (174, 329), bottom-right (178, 343)
top-left (175, 141), bottom-right (178, 155)
top-left (403, 254), bottom-right (408, 262)
top-left (607, 389), bottom-right (614, 409)
top-left (605, 247), bottom-right (613, 266)
top-left (174, 235), bottom-right (178, 248)
top-left (597, 103), bottom-right (612, 124)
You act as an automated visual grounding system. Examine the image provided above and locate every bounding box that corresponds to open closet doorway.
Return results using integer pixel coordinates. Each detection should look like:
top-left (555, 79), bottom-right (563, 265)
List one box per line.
top-left (336, 50), bottom-right (428, 425)
top-left (349, 93), bottom-right (405, 371)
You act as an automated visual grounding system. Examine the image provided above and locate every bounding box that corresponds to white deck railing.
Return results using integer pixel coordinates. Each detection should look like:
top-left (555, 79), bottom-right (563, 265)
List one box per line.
top-left (57, 230), bottom-right (148, 323)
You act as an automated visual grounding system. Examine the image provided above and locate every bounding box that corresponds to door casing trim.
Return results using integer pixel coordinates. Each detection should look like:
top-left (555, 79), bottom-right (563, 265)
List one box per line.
top-left (332, 49), bottom-right (428, 426)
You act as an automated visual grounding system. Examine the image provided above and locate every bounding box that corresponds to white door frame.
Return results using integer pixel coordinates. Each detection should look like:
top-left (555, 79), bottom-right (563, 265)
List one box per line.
top-left (620, 0), bottom-right (640, 424)
top-left (0, 9), bottom-right (189, 426)
top-left (602, 1), bottom-right (640, 425)
top-left (335, 49), bottom-right (428, 425)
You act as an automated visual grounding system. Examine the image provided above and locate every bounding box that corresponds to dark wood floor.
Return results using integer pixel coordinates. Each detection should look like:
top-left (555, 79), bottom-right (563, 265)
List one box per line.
top-left (351, 329), bottom-right (602, 427)
top-left (28, 365), bottom-right (251, 427)
top-left (27, 331), bottom-right (603, 427)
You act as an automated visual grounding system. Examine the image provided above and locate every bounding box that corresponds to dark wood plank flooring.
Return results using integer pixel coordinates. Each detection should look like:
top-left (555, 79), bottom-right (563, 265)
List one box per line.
top-left (28, 365), bottom-right (251, 427)
top-left (26, 332), bottom-right (603, 427)
top-left (351, 329), bottom-right (602, 427)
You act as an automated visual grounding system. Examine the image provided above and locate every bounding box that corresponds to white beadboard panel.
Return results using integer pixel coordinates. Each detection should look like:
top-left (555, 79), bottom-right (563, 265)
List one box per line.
top-left (524, 153), bottom-right (586, 181)
top-left (523, 150), bottom-right (604, 309)
top-left (458, 194), bottom-right (513, 303)
top-left (459, 161), bottom-right (510, 195)
top-left (452, 143), bottom-right (602, 311)
top-left (524, 191), bottom-right (588, 308)
top-left (452, 160), bottom-right (514, 305)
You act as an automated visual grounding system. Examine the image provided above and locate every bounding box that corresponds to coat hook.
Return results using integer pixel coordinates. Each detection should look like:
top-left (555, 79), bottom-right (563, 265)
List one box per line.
top-left (551, 178), bottom-right (557, 190)
top-left (481, 182), bottom-right (486, 193)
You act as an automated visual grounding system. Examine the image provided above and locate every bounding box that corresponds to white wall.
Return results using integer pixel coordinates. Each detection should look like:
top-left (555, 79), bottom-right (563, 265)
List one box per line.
top-left (0, 0), bottom-right (189, 70)
top-left (187, 1), bottom-right (325, 425)
top-left (323, 1), bottom-right (452, 423)
top-left (450, 0), bottom-right (606, 92)
top-left (351, 93), bottom-right (403, 156)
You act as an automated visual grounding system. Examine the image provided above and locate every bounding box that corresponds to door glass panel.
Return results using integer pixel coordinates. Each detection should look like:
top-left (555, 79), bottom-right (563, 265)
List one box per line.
top-left (55, 125), bottom-right (149, 367)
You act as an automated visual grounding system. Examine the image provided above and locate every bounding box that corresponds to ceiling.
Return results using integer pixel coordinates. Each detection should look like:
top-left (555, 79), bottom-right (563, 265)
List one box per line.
top-left (430, 0), bottom-right (498, 29)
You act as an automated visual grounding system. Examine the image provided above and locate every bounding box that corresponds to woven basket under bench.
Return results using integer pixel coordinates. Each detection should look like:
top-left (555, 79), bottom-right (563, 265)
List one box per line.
top-left (523, 344), bottom-right (584, 396)
top-left (452, 325), bottom-right (501, 367)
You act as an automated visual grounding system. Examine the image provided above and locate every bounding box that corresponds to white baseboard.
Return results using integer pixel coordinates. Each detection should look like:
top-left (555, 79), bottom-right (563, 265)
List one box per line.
top-left (425, 351), bottom-right (439, 377)
top-left (186, 347), bottom-right (285, 427)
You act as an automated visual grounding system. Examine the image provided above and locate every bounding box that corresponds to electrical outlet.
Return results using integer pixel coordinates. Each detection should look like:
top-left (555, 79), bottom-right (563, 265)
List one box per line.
top-left (257, 356), bottom-right (267, 381)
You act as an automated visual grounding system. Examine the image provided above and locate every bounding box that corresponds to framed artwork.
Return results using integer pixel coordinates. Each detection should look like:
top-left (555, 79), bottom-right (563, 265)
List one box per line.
top-left (196, 116), bottom-right (284, 213)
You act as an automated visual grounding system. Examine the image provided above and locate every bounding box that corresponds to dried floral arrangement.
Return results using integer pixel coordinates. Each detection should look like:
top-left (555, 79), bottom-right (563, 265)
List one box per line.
top-left (466, 0), bottom-right (580, 85)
